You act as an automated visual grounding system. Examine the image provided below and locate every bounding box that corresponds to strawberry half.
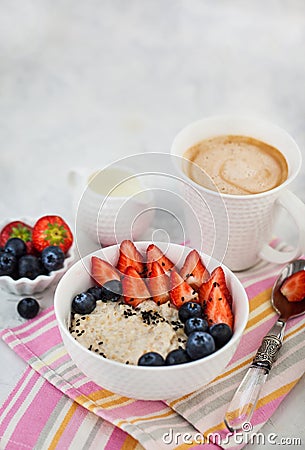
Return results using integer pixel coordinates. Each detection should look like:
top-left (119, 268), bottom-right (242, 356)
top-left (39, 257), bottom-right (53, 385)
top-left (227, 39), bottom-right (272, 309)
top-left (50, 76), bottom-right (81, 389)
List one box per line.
top-left (169, 270), bottom-right (199, 308)
top-left (146, 244), bottom-right (175, 275)
top-left (32, 215), bottom-right (73, 253)
top-left (147, 261), bottom-right (170, 305)
top-left (116, 240), bottom-right (145, 276)
top-left (91, 256), bottom-right (120, 286)
top-left (122, 266), bottom-right (151, 307)
top-left (180, 249), bottom-right (210, 289)
top-left (280, 270), bottom-right (305, 302)
top-left (198, 266), bottom-right (232, 307)
top-left (0, 220), bottom-right (34, 254)
top-left (204, 283), bottom-right (234, 329)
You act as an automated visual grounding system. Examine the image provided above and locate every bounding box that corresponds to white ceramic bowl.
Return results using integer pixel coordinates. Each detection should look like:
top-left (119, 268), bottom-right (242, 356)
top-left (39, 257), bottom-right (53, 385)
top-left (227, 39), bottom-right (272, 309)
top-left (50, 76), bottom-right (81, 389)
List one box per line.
top-left (0, 217), bottom-right (75, 295)
top-left (54, 242), bottom-right (249, 400)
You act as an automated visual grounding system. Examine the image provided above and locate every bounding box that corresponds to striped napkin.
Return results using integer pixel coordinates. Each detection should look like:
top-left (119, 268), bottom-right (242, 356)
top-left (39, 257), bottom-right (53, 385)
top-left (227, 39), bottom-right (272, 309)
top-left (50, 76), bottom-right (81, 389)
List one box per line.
top-left (1, 253), bottom-right (305, 450)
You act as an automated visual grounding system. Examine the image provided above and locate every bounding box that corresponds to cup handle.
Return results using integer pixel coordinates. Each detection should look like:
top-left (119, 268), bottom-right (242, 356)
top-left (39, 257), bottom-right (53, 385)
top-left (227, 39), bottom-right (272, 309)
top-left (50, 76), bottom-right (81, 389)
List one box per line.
top-left (259, 189), bottom-right (305, 264)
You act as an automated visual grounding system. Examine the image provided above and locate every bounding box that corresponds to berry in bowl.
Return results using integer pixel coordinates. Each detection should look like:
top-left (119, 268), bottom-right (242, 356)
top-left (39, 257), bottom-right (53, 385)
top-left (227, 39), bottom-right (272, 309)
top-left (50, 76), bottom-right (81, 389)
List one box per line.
top-left (0, 216), bottom-right (75, 295)
top-left (54, 240), bottom-right (249, 400)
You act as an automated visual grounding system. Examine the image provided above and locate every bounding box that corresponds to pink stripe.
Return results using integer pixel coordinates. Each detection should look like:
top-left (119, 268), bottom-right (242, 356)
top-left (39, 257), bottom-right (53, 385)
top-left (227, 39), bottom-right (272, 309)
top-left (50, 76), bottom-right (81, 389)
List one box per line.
top-left (245, 275), bottom-right (276, 300)
top-left (18, 326), bottom-right (60, 355)
top-left (0, 367), bottom-right (32, 434)
top-left (9, 307), bottom-right (54, 335)
top-left (0, 369), bottom-right (40, 438)
top-left (56, 403), bottom-right (87, 448)
top-left (9, 379), bottom-right (64, 449)
top-left (104, 426), bottom-right (131, 450)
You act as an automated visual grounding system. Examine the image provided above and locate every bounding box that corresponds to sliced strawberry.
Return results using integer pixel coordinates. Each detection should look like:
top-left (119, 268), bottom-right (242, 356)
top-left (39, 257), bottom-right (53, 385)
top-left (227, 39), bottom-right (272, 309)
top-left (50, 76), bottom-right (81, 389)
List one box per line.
top-left (0, 221), bottom-right (34, 254)
top-left (116, 240), bottom-right (145, 276)
top-left (147, 261), bottom-right (170, 305)
top-left (146, 244), bottom-right (175, 275)
top-left (32, 215), bottom-right (73, 253)
top-left (169, 270), bottom-right (199, 308)
top-left (122, 266), bottom-right (151, 307)
top-left (280, 270), bottom-right (305, 302)
top-left (198, 266), bottom-right (232, 307)
top-left (180, 249), bottom-right (210, 289)
top-left (204, 283), bottom-right (234, 329)
top-left (91, 256), bottom-right (120, 286)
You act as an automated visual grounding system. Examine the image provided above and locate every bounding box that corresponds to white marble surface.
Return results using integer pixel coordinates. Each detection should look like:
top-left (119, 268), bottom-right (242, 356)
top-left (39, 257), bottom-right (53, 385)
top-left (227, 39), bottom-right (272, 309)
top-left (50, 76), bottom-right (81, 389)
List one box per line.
top-left (1, 1), bottom-right (305, 448)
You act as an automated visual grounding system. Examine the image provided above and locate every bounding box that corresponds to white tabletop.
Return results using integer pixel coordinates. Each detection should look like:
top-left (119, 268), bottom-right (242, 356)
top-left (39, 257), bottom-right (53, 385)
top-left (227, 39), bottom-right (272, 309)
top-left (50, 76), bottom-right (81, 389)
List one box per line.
top-left (1, 1), bottom-right (305, 448)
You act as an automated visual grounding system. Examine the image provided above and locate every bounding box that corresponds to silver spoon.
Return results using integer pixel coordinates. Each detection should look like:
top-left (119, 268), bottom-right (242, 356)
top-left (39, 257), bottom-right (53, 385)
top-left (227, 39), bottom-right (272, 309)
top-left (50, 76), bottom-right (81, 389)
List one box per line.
top-left (224, 259), bottom-right (305, 432)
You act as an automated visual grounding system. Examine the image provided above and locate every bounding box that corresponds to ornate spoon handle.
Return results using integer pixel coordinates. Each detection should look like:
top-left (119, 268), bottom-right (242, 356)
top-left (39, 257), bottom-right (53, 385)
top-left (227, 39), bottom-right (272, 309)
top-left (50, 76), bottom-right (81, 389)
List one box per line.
top-left (224, 320), bottom-right (285, 432)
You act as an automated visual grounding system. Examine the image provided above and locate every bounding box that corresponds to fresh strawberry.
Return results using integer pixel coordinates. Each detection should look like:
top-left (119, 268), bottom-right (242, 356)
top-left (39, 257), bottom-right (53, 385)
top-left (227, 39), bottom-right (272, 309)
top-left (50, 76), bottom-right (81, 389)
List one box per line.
top-left (147, 261), bottom-right (170, 305)
top-left (204, 283), bottom-right (234, 329)
top-left (91, 256), bottom-right (120, 286)
top-left (122, 266), bottom-right (151, 307)
top-left (0, 221), bottom-right (34, 254)
top-left (146, 244), bottom-right (175, 275)
top-left (32, 216), bottom-right (73, 253)
top-left (180, 249), bottom-right (210, 289)
top-left (116, 240), bottom-right (145, 276)
top-left (198, 266), bottom-right (232, 307)
top-left (169, 270), bottom-right (199, 308)
top-left (280, 270), bottom-right (305, 302)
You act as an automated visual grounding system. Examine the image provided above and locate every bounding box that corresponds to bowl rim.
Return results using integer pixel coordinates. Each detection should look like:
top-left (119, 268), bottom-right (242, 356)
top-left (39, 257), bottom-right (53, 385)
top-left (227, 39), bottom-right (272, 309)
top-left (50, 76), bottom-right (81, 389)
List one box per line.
top-left (54, 241), bottom-right (249, 372)
top-left (0, 216), bottom-right (75, 285)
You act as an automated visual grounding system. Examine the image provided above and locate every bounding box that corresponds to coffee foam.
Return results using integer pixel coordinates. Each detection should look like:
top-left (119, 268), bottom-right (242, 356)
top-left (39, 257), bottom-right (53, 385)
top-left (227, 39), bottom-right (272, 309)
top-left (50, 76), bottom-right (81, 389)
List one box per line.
top-left (183, 135), bottom-right (288, 195)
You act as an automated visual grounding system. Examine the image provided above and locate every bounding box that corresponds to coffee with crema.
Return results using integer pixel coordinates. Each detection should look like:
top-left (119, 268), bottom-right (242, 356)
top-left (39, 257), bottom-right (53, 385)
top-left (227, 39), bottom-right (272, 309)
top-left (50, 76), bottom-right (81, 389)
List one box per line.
top-left (183, 135), bottom-right (288, 195)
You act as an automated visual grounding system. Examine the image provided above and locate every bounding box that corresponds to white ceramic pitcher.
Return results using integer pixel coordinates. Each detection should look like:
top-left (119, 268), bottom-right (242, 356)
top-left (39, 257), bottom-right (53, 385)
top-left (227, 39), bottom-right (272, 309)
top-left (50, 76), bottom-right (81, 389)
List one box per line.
top-left (68, 167), bottom-right (155, 246)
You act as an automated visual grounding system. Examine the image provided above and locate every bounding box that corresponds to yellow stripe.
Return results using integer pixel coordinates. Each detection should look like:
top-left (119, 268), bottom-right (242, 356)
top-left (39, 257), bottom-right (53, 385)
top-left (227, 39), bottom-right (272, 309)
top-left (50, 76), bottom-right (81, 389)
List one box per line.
top-left (99, 396), bottom-right (134, 409)
top-left (284, 321), bottom-right (305, 340)
top-left (116, 408), bottom-right (174, 428)
top-left (249, 288), bottom-right (272, 312)
top-left (121, 434), bottom-right (139, 450)
top-left (175, 442), bottom-right (201, 450)
top-left (88, 389), bottom-right (114, 401)
top-left (48, 402), bottom-right (78, 449)
top-left (247, 306), bottom-right (274, 330)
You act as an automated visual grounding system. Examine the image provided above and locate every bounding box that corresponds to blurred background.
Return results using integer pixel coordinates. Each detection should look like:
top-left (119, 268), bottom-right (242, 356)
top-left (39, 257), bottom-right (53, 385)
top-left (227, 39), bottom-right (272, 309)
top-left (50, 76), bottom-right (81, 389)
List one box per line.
top-left (1, 0), bottom-right (305, 221)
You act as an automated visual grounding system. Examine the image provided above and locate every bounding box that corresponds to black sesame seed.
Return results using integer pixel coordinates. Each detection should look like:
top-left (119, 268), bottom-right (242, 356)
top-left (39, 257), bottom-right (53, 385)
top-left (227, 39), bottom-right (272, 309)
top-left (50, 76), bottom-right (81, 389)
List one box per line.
top-left (98, 341), bottom-right (103, 345)
top-left (181, 296), bottom-right (185, 301)
top-left (95, 349), bottom-right (99, 352)
top-left (88, 345), bottom-right (92, 351)
top-left (126, 361), bottom-right (129, 364)
top-left (162, 262), bottom-right (165, 266)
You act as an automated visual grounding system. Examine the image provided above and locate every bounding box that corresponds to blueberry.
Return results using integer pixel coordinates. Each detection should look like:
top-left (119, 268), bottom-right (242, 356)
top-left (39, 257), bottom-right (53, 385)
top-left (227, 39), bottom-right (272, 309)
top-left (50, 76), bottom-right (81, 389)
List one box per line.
top-left (165, 348), bottom-right (190, 365)
top-left (186, 331), bottom-right (215, 360)
top-left (5, 238), bottom-right (27, 258)
top-left (17, 297), bottom-right (39, 319)
top-left (72, 292), bottom-right (96, 315)
top-left (87, 285), bottom-right (103, 300)
top-left (184, 317), bottom-right (209, 336)
top-left (178, 302), bottom-right (203, 323)
top-left (138, 352), bottom-right (165, 366)
top-left (18, 255), bottom-right (44, 279)
top-left (209, 323), bottom-right (233, 348)
top-left (0, 252), bottom-right (17, 276)
top-left (41, 246), bottom-right (65, 272)
top-left (100, 280), bottom-right (122, 302)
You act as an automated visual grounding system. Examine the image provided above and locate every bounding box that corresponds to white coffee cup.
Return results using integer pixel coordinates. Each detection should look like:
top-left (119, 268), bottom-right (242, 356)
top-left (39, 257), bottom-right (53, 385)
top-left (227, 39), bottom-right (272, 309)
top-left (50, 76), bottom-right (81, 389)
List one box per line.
top-left (171, 116), bottom-right (305, 271)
